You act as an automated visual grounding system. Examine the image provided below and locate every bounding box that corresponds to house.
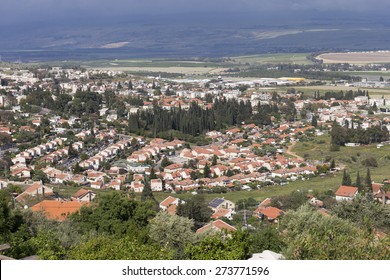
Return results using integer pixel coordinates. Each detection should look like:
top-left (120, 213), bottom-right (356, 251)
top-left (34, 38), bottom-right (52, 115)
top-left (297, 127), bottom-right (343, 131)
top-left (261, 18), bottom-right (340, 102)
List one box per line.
top-left (159, 196), bottom-right (183, 211)
top-left (108, 179), bottom-right (122, 191)
top-left (211, 208), bottom-right (233, 220)
top-left (131, 181), bottom-right (144, 193)
top-left (0, 180), bottom-right (8, 189)
top-left (257, 207), bottom-right (285, 223)
top-left (335, 185), bottom-right (359, 201)
top-left (11, 156), bottom-right (27, 165)
top-left (71, 188), bottom-right (96, 202)
top-left (15, 182), bottom-right (54, 204)
top-left (90, 180), bottom-right (104, 189)
top-left (151, 179), bottom-right (163, 192)
top-left (253, 198), bottom-right (272, 216)
top-left (196, 219), bottom-right (236, 234)
top-left (208, 197), bottom-right (235, 212)
top-left (11, 167), bottom-right (31, 179)
top-left (30, 200), bottom-right (88, 221)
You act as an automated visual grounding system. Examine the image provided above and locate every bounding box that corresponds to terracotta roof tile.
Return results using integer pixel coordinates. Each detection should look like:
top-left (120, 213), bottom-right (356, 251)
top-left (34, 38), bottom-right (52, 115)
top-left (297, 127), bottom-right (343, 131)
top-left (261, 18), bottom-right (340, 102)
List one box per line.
top-left (31, 200), bottom-right (88, 221)
top-left (335, 185), bottom-right (358, 197)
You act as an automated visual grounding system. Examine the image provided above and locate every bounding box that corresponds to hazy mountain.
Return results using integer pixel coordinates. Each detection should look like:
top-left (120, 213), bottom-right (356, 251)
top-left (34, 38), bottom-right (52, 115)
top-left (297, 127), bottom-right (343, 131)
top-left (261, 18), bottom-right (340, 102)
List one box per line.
top-left (1, 1), bottom-right (390, 61)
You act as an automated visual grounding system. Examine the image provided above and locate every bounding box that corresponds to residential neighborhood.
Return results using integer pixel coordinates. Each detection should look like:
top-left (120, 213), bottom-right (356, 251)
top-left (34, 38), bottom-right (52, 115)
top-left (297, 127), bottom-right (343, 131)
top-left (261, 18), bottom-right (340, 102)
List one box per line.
top-left (1, 63), bottom-right (389, 262)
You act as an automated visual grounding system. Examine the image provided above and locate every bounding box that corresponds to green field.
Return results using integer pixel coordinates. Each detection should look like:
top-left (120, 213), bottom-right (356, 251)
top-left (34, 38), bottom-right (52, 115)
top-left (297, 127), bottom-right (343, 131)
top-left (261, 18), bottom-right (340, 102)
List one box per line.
top-left (232, 53), bottom-right (313, 65)
top-left (292, 135), bottom-right (390, 182)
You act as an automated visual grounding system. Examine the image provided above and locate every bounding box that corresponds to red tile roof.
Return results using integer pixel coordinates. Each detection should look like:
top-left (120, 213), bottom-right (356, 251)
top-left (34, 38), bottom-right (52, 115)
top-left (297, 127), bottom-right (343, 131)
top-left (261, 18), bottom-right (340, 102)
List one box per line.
top-left (31, 200), bottom-right (88, 221)
top-left (196, 219), bottom-right (236, 234)
top-left (335, 185), bottom-right (358, 197)
top-left (259, 207), bottom-right (285, 220)
top-left (160, 196), bottom-right (178, 208)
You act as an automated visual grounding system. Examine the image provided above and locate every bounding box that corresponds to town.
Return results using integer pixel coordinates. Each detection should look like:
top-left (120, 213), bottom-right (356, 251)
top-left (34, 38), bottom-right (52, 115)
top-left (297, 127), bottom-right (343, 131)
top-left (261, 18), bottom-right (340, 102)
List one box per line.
top-left (0, 63), bottom-right (389, 260)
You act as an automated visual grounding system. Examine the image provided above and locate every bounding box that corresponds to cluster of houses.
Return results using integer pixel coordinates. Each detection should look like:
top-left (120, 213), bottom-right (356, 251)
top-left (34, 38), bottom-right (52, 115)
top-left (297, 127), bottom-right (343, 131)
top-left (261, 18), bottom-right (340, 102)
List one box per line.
top-left (9, 138), bottom-right (66, 179)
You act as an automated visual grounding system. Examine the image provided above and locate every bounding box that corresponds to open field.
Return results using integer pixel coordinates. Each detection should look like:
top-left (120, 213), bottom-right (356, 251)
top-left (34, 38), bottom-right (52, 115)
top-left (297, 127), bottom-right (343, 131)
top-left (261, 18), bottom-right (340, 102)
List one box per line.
top-left (96, 66), bottom-right (228, 75)
top-left (289, 85), bottom-right (390, 98)
top-left (232, 53), bottom-right (312, 65)
top-left (317, 51), bottom-right (390, 64)
top-left (292, 135), bottom-right (390, 183)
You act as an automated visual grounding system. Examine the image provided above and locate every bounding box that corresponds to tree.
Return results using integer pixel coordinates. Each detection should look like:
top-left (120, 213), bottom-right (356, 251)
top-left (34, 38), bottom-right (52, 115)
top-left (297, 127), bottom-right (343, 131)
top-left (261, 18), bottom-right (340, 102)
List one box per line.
top-left (341, 170), bottom-right (352, 186)
top-left (177, 195), bottom-right (212, 229)
top-left (203, 163), bottom-right (211, 178)
top-left (311, 115), bottom-right (318, 127)
top-left (128, 80), bottom-right (133, 90)
top-left (32, 170), bottom-right (49, 184)
top-left (0, 132), bottom-right (12, 146)
top-left (161, 157), bottom-right (172, 168)
top-left (332, 195), bottom-right (390, 234)
top-left (149, 167), bottom-right (157, 180)
top-left (149, 211), bottom-right (195, 258)
top-left (355, 171), bottom-right (363, 191)
top-left (211, 155), bottom-right (218, 166)
top-left (379, 76), bottom-right (384, 82)
top-left (67, 235), bottom-right (171, 260)
top-left (70, 192), bottom-right (156, 237)
top-left (72, 162), bottom-right (82, 174)
top-left (248, 225), bottom-right (285, 255)
top-left (185, 230), bottom-right (250, 260)
top-left (365, 168), bottom-right (372, 192)
top-left (270, 191), bottom-right (308, 211)
top-left (141, 178), bottom-right (156, 203)
top-left (330, 159), bottom-right (336, 169)
top-left (282, 205), bottom-right (390, 259)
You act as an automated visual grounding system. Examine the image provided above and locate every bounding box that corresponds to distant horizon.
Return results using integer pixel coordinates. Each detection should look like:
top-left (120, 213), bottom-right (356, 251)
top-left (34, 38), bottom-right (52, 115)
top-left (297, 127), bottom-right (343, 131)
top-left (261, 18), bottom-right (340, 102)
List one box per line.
top-left (1, 1), bottom-right (390, 62)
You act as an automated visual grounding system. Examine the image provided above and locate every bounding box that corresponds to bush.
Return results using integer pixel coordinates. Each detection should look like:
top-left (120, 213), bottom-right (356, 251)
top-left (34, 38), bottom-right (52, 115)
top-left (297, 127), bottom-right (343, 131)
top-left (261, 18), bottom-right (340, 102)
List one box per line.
top-left (361, 157), bottom-right (378, 167)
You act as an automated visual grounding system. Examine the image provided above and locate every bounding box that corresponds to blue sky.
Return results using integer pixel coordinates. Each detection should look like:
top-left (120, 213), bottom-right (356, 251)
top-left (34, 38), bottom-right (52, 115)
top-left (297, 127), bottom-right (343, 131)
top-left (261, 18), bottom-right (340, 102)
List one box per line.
top-left (2, 0), bottom-right (389, 25)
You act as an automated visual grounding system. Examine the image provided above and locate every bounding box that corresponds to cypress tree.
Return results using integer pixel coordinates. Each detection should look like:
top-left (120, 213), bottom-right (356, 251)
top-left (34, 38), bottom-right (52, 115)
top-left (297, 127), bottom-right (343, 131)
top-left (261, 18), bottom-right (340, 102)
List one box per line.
top-left (203, 163), bottom-right (211, 178)
top-left (311, 115), bottom-right (318, 127)
top-left (365, 168), bottom-right (372, 192)
top-left (330, 159), bottom-right (336, 169)
top-left (355, 171), bottom-right (363, 191)
top-left (342, 169), bottom-right (352, 186)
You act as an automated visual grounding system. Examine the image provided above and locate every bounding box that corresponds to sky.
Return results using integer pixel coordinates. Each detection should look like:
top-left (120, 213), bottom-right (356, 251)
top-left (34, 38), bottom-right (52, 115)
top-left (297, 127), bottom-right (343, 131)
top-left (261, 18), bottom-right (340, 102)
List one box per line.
top-left (1, 0), bottom-right (389, 25)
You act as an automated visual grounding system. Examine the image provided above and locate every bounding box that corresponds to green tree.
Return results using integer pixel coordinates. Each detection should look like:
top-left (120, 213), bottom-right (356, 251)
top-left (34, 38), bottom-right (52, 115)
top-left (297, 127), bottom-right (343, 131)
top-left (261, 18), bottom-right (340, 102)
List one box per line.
top-left (67, 235), bottom-right (171, 260)
top-left (211, 155), bottom-right (218, 166)
top-left (355, 171), bottom-right (363, 191)
top-left (365, 168), bottom-right (372, 192)
top-left (282, 205), bottom-right (390, 259)
top-left (70, 192), bottom-right (156, 237)
top-left (185, 230), bottom-right (250, 260)
top-left (332, 195), bottom-right (390, 234)
top-left (177, 195), bottom-right (212, 229)
top-left (149, 211), bottom-right (195, 258)
top-left (32, 170), bottom-right (49, 184)
top-left (311, 115), bottom-right (318, 127)
top-left (341, 169), bottom-right (352, 186)
top-left (330, 159), bottom-right (336, 169)
top-left (248, 225), bottom-right (285, 255)
top-left (203, 163), bottom-right (211, 178)
top-left (141, 178), bottom-right (156, 204)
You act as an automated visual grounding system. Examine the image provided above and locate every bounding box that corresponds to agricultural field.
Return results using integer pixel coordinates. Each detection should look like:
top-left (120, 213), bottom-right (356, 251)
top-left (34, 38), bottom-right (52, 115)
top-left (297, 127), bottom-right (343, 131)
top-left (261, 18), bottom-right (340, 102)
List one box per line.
top-left (232, 53), bottom-right (312, 65)
top-left (317, 51), bottom-right (390, 64)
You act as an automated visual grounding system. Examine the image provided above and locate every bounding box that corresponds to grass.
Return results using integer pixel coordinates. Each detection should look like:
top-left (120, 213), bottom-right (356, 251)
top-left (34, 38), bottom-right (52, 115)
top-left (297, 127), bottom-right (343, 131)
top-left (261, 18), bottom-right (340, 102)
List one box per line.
top-left (292, 135), bottom-right (390, 183)
top-left (232, 53), bottom-right (313, 65)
